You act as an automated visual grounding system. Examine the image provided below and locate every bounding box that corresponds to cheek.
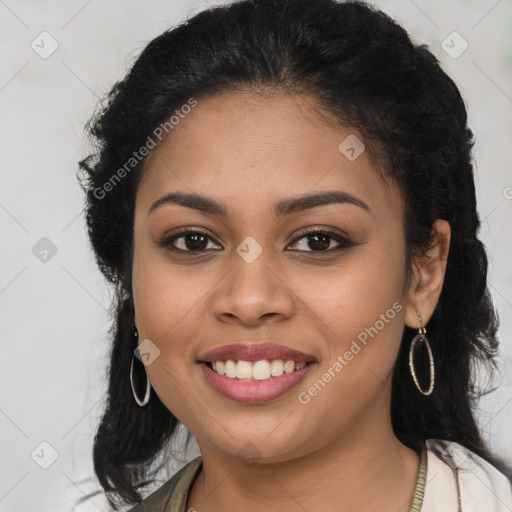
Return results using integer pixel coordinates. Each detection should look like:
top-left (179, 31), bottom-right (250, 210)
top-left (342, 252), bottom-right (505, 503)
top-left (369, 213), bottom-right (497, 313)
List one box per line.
top-left (288, 243), bottom-right (406, 440)
top-left (132, 245), bottom-right (214, 355)
top-left (131, 243), bottom-right (215, 423)
top-left (296, 232), bottom-right (407, 374)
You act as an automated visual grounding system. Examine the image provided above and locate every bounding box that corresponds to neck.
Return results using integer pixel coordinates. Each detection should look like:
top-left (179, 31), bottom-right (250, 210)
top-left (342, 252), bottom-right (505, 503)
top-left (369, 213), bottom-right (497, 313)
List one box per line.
top-left (187, 415), bottom-right (420, 512)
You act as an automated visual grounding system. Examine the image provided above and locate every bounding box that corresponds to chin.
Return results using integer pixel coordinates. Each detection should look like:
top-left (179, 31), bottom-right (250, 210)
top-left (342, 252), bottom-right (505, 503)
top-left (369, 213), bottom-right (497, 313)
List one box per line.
top-left (199, 429), bottom-right (317, 465)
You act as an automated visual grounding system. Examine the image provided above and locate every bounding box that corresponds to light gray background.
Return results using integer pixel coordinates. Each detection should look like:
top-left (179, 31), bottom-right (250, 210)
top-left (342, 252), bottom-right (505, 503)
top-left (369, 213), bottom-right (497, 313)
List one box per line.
top-left (1, 0), bottom-right (511, 511)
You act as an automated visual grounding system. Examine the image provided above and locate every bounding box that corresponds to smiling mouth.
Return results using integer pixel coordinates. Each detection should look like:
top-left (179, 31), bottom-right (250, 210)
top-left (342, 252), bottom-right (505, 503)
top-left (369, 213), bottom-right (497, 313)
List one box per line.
top-left (202, 359), bottom-right (313, 381)
top-left (197, 342), bottom-right (317, 401)
top-left (199, 358), bottom-right (316, 403)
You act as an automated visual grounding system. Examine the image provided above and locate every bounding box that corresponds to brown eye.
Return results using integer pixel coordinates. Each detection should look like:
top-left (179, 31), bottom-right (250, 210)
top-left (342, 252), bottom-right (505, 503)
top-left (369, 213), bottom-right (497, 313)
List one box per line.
top-left (158, 229), bottom-right (222, 253)
top-left (158, 228), bottom-right (355, 255)
top-left (288, 230), bottom-right (354, 253)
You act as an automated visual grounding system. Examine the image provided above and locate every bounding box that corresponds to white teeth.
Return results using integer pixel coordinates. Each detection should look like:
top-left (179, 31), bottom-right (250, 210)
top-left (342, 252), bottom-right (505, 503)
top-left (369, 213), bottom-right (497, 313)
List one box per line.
top-left (216, 361), bottom-right (225, 375)
top-left (270, 359), bottom-right (284, 377)
top-left (209, 359), bottom-right (309, 380)
top-left (225, 360), bottom-right (237, 378)
top-left (236, 360), bottom-right (253, 379)
top-left (253, 360), bottom-right (271, 380)
top-left (283, 360), bottom-right (295, 373)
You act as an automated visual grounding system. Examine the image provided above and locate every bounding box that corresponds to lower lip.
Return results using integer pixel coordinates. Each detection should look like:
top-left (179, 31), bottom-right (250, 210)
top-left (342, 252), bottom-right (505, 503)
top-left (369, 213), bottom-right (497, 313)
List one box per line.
top-left (199, 362), bottom-right (316, 403)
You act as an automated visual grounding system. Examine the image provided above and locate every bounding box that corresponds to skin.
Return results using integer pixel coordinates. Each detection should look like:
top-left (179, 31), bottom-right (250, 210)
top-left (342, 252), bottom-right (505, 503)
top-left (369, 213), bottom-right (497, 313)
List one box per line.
top-left (132, 90), bottom-right (451, 512)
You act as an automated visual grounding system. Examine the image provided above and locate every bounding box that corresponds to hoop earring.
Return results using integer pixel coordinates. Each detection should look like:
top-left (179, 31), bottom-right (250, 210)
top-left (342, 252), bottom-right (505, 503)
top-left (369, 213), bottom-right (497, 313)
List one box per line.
top-left (408, 311), bottom-right (435, 396)
top-left (130, 327), bottom-right (151, 407)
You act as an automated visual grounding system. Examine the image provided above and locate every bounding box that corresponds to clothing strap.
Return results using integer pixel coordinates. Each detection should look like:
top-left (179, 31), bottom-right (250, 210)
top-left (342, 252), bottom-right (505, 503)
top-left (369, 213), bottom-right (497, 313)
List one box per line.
top-left (409, 447), bottom-right (428, 512)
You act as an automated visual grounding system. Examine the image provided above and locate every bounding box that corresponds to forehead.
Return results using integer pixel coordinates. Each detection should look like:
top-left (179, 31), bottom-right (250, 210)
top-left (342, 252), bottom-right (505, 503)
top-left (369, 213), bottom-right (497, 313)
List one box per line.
top-left (136, 91), bottom-right (402, 221)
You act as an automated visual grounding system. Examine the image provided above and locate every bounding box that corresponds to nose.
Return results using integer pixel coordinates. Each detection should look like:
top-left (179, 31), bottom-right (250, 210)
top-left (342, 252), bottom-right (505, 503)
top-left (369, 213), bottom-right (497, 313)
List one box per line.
top-left (210, 246), bottom-right (296, 327)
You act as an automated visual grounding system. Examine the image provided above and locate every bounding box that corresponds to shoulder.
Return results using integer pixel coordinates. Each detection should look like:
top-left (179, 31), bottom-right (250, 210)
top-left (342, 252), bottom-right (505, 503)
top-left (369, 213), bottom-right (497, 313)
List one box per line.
top-left (422, 439), bottom-right (512, 512)
top-left (127, 456), bottom-right (202, 512)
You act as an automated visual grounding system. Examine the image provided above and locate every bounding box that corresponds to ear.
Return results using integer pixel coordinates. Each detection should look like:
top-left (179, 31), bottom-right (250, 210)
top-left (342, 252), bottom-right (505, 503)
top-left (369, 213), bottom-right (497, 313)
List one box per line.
top-left (404, 219), bottom-right (451, 329)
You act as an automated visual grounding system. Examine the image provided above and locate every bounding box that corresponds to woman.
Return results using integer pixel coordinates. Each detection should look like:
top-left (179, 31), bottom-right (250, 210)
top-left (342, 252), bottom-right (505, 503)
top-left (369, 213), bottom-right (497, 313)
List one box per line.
top-left (78, 0), bottom-right (512, 510)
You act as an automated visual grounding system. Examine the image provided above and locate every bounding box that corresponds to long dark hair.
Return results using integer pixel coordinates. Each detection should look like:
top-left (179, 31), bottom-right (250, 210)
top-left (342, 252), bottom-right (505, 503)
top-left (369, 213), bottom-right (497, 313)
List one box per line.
top-left (77, 0), bottom-right (509, 508)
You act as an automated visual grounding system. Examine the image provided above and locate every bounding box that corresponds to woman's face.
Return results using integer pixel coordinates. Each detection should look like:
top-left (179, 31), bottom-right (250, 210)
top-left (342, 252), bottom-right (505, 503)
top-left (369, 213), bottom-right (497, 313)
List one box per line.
top-left (132, 91), bottom-right (417, 462)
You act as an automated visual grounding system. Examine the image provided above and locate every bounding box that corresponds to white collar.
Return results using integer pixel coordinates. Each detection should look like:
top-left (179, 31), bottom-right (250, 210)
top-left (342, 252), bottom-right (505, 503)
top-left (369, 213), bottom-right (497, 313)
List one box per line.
top-left (421, 439), bottom-right (512, 511)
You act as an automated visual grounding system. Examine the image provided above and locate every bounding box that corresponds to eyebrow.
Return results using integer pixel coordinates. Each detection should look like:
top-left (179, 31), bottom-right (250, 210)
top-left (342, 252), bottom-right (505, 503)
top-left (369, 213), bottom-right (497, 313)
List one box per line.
top-left (148, 190), bottom-right (371, 217)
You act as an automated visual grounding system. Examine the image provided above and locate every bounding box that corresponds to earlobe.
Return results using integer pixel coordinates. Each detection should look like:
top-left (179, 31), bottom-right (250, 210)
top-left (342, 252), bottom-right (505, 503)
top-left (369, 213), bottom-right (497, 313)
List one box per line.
top-left (404, 219), bottom-right (451, 328)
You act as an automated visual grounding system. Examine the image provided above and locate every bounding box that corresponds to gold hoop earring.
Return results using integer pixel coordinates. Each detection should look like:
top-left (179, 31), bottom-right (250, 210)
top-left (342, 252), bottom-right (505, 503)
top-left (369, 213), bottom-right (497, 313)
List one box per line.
top-left (408, 311), bottom-right (435, 396)
top-left (130, 327), bottom-right (151, 407)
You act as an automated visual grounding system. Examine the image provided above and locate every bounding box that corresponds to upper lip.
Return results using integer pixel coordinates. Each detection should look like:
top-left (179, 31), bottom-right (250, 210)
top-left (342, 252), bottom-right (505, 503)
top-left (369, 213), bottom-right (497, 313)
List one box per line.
top-left (197, 342), bottom-right (316, 363)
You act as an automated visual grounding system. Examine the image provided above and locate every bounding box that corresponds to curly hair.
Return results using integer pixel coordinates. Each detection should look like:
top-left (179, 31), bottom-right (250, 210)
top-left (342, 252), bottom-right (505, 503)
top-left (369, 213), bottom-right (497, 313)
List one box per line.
top-left (77, 0), bottom-right (508, 508)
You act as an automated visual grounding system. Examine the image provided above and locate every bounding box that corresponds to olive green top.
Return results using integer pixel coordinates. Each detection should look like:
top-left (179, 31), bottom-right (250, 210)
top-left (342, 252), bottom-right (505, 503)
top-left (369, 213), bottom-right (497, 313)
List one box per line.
top-left (128, 448), bottom-right (428, 511)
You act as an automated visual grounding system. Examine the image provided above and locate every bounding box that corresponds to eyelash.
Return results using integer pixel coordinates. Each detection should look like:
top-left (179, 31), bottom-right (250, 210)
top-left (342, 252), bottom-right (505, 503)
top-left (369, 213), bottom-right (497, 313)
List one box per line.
top-left (157, 227), bottom-right (355, 255)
